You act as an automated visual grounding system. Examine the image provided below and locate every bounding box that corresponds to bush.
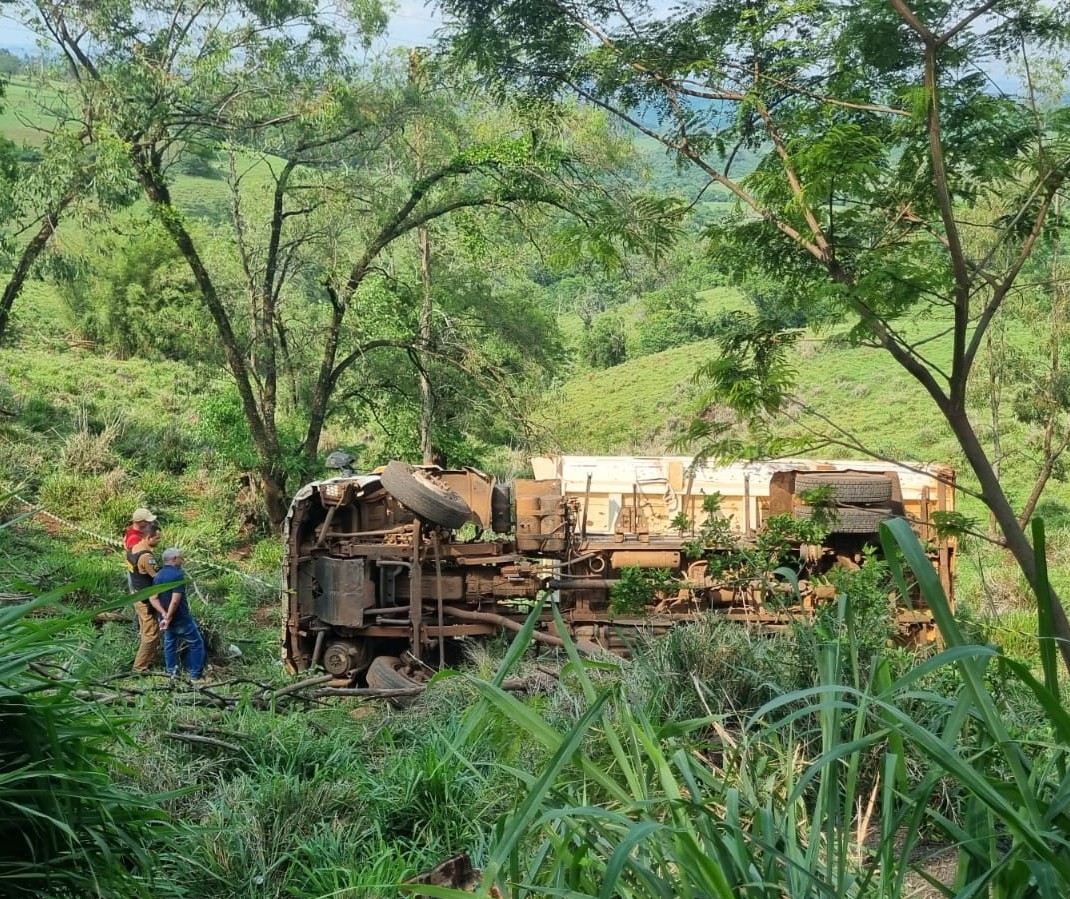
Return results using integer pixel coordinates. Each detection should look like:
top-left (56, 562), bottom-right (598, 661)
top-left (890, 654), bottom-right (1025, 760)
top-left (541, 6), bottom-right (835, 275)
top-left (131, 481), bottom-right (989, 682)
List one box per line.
top-left (631, 290), bottom-right (715, 357)
top-left (626, 614), bottom-right (800, 720)
top-left (60, 220), bottom-right (220, 364)
top-left (579, 312), bottom-right (628, 368)
top-left (18, 395), bottom-right (67, 434)
top-left (114, 419), bottom-right (198, 475)
top-left (59, 407), bottom-right (124, 475)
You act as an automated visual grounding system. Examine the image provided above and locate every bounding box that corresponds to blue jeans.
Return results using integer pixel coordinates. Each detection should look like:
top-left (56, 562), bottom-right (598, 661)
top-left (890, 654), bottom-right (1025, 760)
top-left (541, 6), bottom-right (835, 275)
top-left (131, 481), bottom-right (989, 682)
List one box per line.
top-left (163, 614), bottom-right (206, 679)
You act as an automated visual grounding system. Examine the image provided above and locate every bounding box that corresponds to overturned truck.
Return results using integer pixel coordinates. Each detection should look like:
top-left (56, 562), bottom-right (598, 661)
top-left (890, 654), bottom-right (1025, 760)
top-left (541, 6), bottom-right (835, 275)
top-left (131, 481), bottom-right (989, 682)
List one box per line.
top-left (283, 456), bottom-right (956, 686)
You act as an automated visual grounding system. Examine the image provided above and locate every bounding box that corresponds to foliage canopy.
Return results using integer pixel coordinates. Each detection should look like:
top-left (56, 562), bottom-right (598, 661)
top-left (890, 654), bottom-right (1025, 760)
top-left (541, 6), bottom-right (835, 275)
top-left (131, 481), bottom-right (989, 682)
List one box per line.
top-left (10, 0), bottom-right (680, 525)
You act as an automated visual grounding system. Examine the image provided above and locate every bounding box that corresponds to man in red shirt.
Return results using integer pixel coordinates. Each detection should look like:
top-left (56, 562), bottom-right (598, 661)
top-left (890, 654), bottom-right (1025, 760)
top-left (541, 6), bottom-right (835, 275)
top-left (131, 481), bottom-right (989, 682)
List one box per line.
top-left (125, 508), bottom-right (157, 591)
top-left (125, 508), bottom-right (157, 551)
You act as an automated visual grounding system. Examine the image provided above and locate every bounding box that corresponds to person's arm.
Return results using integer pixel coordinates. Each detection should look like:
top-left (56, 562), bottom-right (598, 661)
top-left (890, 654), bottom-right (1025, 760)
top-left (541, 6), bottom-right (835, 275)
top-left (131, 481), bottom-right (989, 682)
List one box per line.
top-left (149, 593), bottom-right (168, 620)
top-left (160, 590), bottom-right (181, 629)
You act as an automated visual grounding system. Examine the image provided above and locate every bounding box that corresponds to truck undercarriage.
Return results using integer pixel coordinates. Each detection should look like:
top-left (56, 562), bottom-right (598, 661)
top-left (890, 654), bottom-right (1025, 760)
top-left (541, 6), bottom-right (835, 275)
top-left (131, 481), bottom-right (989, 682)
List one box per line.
top-left (283, 456), bottom-right (956, 687)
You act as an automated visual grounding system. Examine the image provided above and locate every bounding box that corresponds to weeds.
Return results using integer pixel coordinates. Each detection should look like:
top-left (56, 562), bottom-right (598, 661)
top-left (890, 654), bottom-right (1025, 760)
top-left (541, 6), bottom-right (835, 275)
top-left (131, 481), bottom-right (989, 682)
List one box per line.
top-left (60, 406), bottom-right (124, 475)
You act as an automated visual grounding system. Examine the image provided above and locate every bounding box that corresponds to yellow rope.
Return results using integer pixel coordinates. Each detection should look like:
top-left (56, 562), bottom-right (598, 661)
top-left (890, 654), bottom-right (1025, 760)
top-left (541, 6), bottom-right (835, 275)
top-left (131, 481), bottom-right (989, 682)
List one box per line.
top-left (11, 493), bottom-right (282, 592)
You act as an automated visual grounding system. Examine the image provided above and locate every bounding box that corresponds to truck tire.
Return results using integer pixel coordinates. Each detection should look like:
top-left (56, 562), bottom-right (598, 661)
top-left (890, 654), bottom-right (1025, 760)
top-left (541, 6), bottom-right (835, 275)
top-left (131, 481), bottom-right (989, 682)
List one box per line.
top-left (793, 473), bottom-right (893, 504)
top-left (366, 655), bottom-right (422, 707)
top-left (794, 505), bottom-right (892, 534)
top-left (381, 461), bottom-right (473, 529)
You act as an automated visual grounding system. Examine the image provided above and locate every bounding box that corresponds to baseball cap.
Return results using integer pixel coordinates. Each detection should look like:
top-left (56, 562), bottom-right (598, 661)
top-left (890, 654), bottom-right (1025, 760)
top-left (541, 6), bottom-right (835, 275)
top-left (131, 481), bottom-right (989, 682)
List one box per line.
top-left (131, 508), bottom-right (157, 523)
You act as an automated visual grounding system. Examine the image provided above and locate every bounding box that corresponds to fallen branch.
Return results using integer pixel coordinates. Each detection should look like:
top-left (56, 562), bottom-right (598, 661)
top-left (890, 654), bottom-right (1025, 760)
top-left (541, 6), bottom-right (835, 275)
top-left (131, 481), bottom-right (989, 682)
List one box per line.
top-left (312, 676), bottom-right (541, 700)
top-left (173, 721), bottom-right (250, 741)
top-left (272, 674), bottom-right (334, 698)
top-left (169, 691), bottom-right (230, 709)
top-left (314, 686), bottom-right (423, 698)
top-left (75, 690), bottom-right (127, 704)
top-left (30, 661), bottom-right (63, 680)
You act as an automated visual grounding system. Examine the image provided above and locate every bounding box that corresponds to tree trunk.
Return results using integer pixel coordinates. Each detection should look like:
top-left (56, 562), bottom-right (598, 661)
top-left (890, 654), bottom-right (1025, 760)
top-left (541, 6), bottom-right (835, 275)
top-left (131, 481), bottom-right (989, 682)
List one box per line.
top-left (135, 150), bottom-right (291, 529)
top-left (945, 405), bottom-right (1070, 677)
top-left (418, 225), bottom-right (434, 465)
top-left (260, 467), bottom-right (291, 529)
top-left (0, 195), bottom-right (74, 345)
top-left (985, 330), bottom-right (1003, 539)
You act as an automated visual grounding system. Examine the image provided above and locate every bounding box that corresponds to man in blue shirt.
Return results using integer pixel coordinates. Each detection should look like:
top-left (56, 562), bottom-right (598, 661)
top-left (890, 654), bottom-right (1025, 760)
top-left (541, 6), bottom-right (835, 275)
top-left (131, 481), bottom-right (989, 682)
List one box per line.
top-left (151, 547), bottom-right (207, 683)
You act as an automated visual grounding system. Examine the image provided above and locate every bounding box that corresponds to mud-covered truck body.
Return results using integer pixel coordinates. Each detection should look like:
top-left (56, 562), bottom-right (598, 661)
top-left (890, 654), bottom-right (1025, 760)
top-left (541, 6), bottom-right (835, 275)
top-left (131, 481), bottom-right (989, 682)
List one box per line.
top-left (283, 456), bottom-right (955, 685)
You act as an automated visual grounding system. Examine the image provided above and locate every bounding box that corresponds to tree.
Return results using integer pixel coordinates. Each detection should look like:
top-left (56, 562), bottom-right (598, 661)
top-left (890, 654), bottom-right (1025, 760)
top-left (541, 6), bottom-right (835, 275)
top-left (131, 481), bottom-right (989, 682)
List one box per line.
top-left (581, 312), bottom-right (628, 369)
top-left (441, 1), bottom-right (1070, 669)
top-left (18, 0), bottom-right (672, 527)
top-left (0, 50), bottom-right (27, 76)
top-left (0, 63), bottom-right (130, 345)
top-left (632, 277), bottom-right (715, 358)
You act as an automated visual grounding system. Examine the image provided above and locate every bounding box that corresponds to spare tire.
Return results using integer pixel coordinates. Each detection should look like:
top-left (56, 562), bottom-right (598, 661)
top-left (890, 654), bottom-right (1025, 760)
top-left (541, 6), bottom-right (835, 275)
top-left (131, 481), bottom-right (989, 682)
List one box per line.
top-left (381, 461), bottom-right (473, 529)
top-left (794, 505), bottom-right (892, 534)
top-left (794, 473), bottom-right (893, 504)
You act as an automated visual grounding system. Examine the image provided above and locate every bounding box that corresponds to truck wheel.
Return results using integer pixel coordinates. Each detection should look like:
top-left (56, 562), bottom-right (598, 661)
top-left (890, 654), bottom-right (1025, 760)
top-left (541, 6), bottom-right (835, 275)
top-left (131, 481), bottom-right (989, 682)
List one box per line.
top-left (381, 461), bottom-right (473, 529)
top-left (795, 505), bottom-right (892, 533)
top-left (794, 473), bottom-right (893, 504)
top-left (366, 655), bottom-right (422, 707)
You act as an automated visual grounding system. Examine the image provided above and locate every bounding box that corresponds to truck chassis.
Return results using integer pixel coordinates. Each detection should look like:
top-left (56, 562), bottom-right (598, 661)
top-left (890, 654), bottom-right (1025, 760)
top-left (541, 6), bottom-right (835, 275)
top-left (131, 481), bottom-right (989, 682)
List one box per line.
top-left (283, 456), bottom-right (955, 687)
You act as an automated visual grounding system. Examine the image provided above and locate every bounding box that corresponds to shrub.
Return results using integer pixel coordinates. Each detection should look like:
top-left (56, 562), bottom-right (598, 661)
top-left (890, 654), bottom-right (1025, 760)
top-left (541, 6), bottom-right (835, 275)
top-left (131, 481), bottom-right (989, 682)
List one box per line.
top-left (114, 419), bottom-right (198, 476)
top-left (579, 312), bottom-right (628, 368)
top-left (59, 407), bottom-right (124, 475)
top-left (37, 470), bottom-right (128, 532)
top-left (626, 614), bottom-right (800, 720)
top-left (59, 220), bottom-right (220, 364)
top-left (631, 290), bottom-right (715, 357)
top-left (18, 394), bottom-right (67, 434)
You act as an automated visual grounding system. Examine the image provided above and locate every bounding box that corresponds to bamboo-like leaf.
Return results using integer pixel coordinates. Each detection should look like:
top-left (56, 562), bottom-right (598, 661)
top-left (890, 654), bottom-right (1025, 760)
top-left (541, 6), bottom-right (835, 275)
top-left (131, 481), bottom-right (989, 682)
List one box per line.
top-left (598, 820), bottom-right (666, 899)
top-left (477, 688), bottom-right (612, 892)
top-left (999, 656), bottom-right (1070, 746)
top-left (493, 596), bottom-right (546, 688)
top-left (881, 518), bottom-right (1047, 830)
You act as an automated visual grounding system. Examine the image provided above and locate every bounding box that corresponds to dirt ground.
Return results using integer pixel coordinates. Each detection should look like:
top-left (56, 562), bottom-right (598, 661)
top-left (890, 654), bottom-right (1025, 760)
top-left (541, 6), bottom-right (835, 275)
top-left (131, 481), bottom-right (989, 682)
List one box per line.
top-left (903, 843), bottom-right (959, 897)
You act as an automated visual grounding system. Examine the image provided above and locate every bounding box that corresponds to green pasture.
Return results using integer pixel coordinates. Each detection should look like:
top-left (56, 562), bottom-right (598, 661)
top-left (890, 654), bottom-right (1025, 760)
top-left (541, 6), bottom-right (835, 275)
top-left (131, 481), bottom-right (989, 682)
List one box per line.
top-left (0, 75), bottom-right (58, 147)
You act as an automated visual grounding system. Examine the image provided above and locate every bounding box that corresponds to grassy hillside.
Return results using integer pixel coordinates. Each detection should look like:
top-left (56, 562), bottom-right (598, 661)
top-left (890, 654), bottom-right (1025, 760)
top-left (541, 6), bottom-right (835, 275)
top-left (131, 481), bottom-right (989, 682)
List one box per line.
top-left (541, 328), bottom-right (962, 463)
top-left (0, 75), bottom-right (57, 147)
top-left (535, 338), bottom-right (716, 453)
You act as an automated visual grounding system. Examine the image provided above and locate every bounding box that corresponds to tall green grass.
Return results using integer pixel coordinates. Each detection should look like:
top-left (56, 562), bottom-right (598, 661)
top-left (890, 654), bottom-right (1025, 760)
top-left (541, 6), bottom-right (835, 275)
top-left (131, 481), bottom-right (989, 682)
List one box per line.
top-left (0, 588), bottom-right (184, 898)
top-left (411, 520), bottom-right (1070, 898)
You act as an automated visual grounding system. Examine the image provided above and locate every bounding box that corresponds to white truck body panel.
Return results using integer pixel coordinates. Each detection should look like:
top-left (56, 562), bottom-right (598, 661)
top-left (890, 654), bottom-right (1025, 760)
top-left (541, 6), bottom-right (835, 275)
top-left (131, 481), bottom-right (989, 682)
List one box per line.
top-left (531, 455), bottom-right (953, 537)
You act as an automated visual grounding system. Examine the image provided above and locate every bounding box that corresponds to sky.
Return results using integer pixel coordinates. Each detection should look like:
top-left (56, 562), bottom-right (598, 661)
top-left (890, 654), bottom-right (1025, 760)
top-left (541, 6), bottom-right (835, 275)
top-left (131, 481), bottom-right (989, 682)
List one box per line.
top-left (0, 2), bottom-right (443, 54)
